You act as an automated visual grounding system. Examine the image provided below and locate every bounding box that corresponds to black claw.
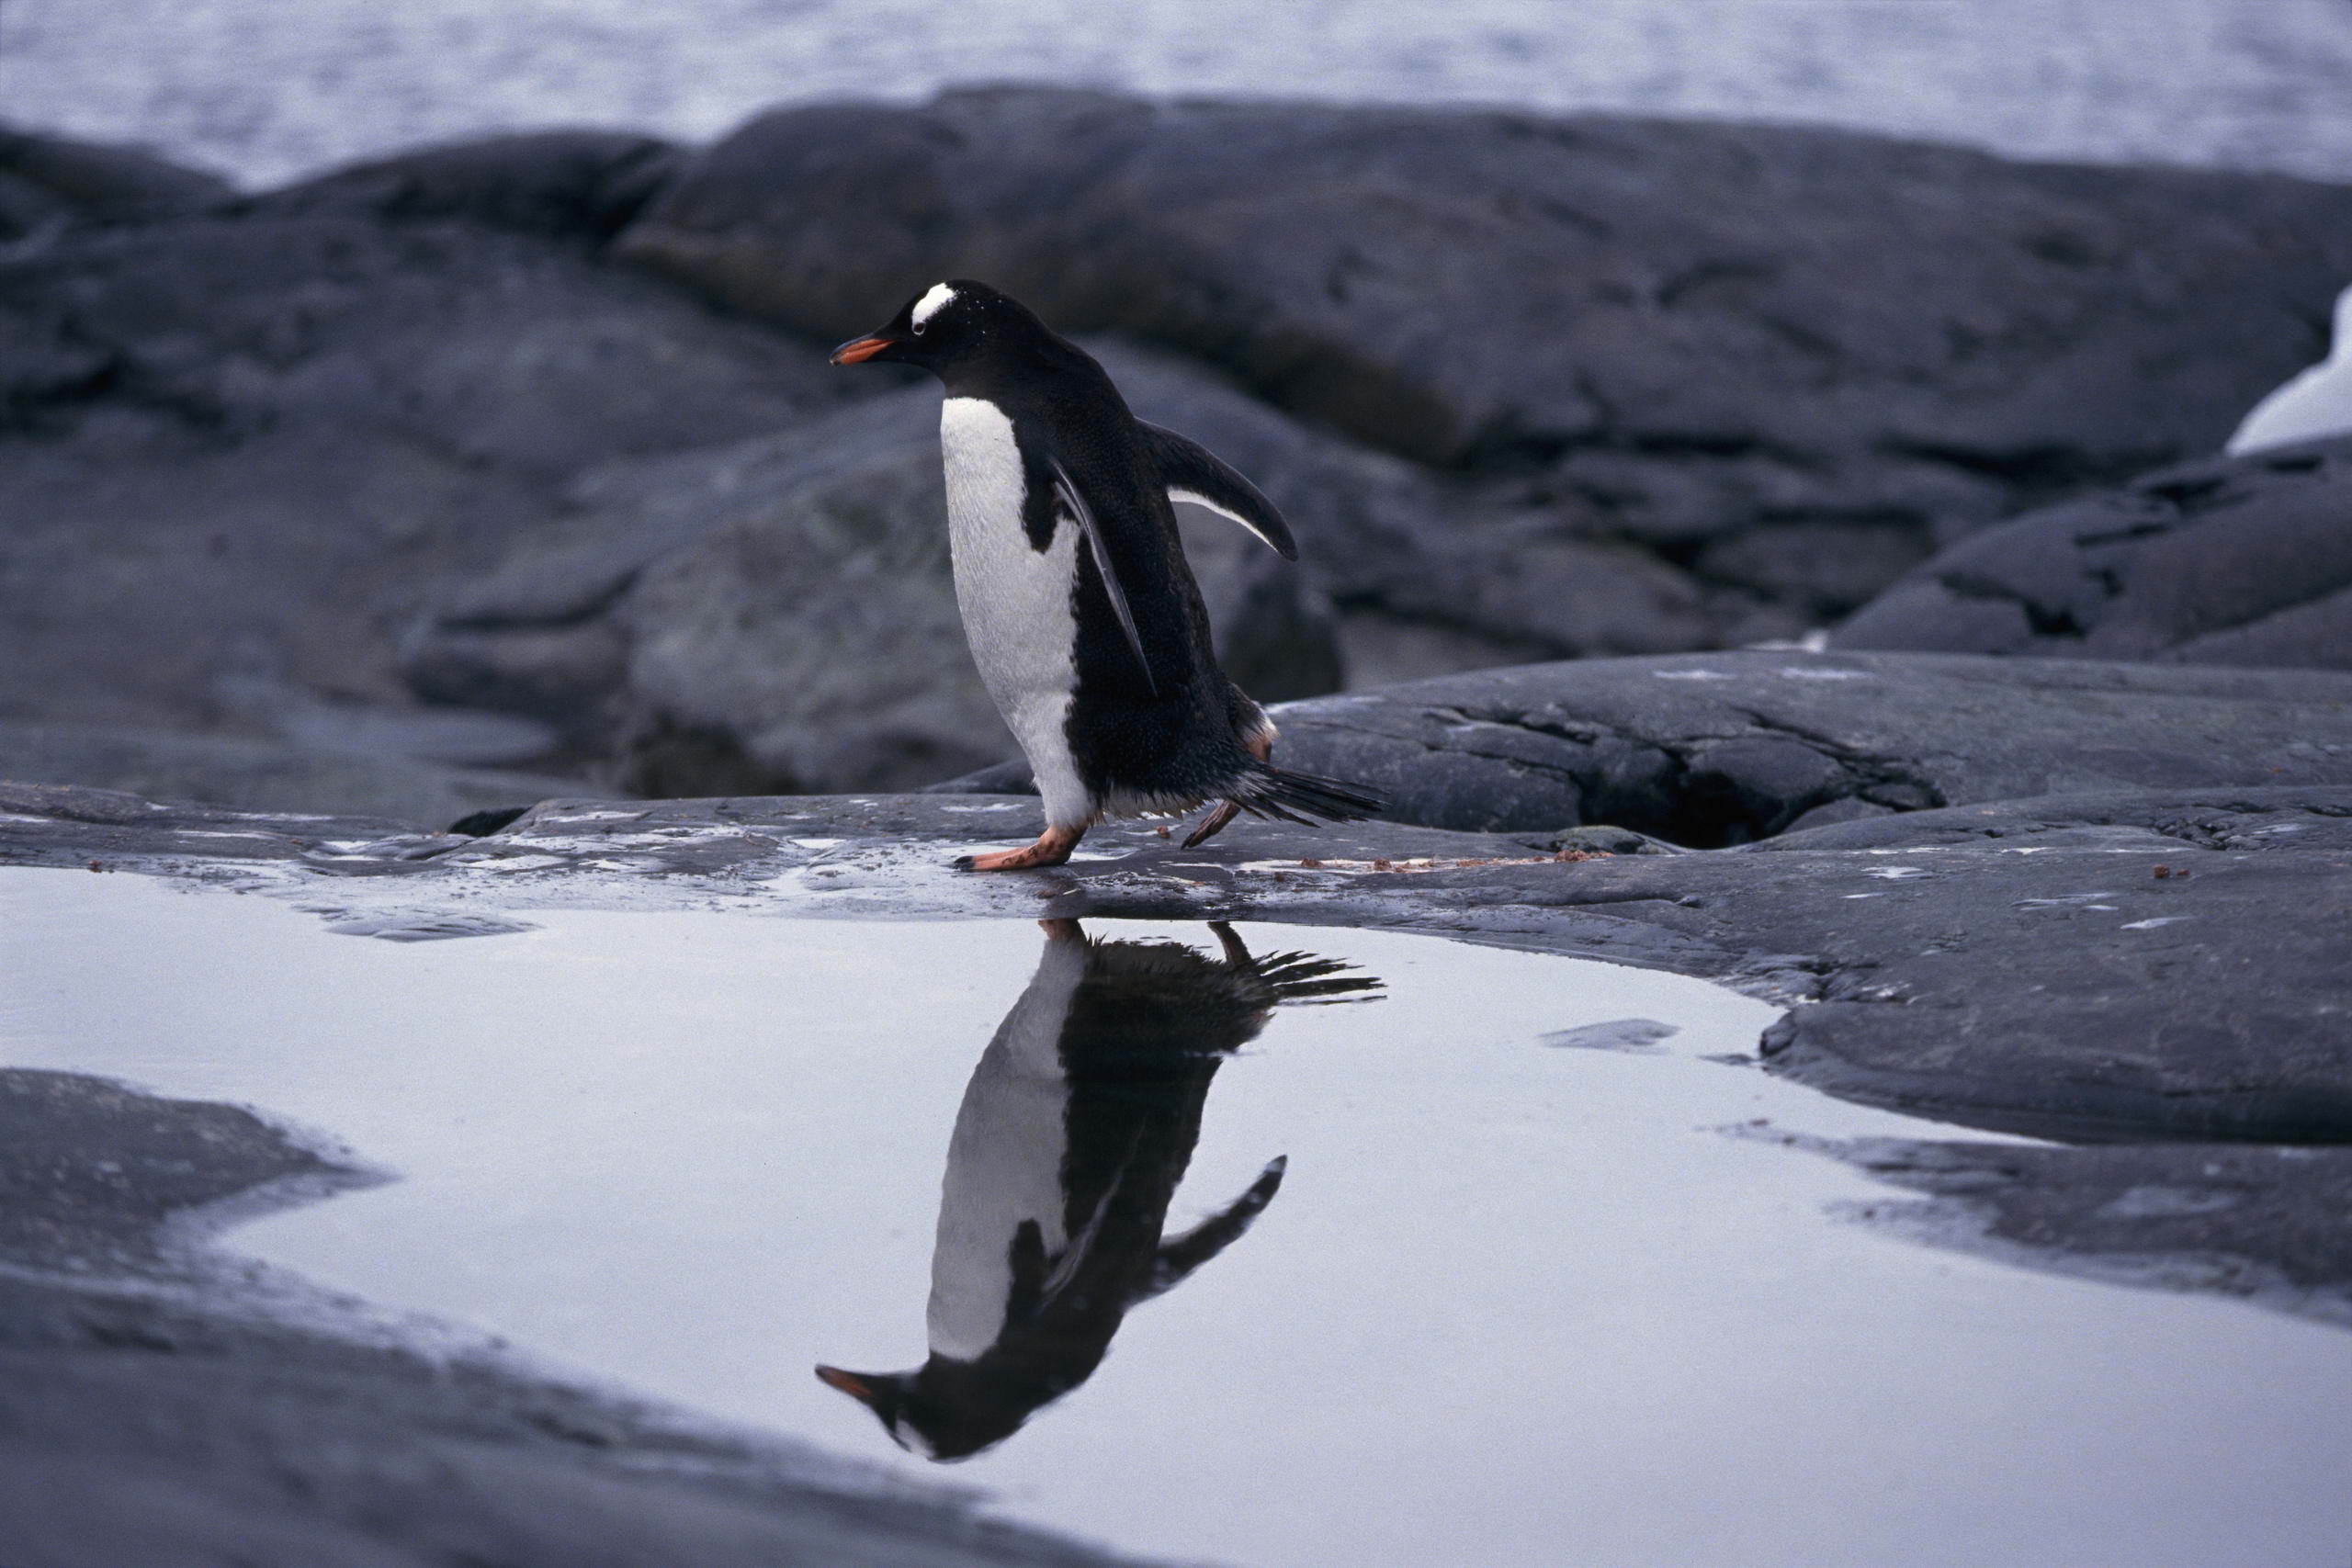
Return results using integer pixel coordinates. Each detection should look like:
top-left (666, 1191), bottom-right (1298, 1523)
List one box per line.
top-left (951, 854), bottom-right (979, 872)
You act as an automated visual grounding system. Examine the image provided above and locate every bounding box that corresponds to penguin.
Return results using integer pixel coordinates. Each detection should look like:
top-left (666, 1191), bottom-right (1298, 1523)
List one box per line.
top-left (815, 919), bottom-right (1379, 1461)
top-left (831, 280), bottom-right (1380, 871)
top-left (2225, 282), bottom-right (2352, 456)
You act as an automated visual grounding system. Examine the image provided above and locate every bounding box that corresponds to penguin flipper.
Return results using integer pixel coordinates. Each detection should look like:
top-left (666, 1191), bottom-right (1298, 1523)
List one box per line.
top-left (1137, 422), bottom-right (1299, 561)
top-left (1049, 456), bottom-right (1158, 696)
top-left (1135, 1155), bottom-right (1287, 1305)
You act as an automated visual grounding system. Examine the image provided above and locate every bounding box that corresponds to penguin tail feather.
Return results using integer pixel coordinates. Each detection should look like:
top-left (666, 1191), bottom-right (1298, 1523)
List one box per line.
top-left (1232, 763), bottom-right (1382, 827)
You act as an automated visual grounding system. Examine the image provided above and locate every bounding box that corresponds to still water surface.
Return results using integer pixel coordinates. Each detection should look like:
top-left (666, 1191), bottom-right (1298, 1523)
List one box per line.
top-left (4, 869), bottom-right (2348, 1567)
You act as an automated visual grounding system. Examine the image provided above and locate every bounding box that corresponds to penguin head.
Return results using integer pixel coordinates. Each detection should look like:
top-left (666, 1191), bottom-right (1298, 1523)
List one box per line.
top-left (814, 1360), bottom-right (1046, 1461)
top-left (828, 279), bottom-right (1046, 378)
top-left (814, 1365), bottom-right (943, 1458)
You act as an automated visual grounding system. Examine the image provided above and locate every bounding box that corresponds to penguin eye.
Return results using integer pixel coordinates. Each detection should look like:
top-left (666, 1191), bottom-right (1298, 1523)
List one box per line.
top-left (911, 320), bottom-right (926, 335)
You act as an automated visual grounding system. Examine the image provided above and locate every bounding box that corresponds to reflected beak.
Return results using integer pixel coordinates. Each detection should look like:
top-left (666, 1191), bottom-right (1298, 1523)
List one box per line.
top-left (829, 335), bottom-right (897, 366)
top-left (815, 1365), bottom-right (876, 1402)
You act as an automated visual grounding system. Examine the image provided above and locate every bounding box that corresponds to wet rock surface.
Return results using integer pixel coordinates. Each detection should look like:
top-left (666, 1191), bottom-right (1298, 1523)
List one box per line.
top-left (1836, 436), bottom-right (2352, 669)
top-left (0, 717), bottom-right (607, 825)
top-left (0, 1066), bottom-right (1153, 1568)
top-left (0, 1068), bottom-right (362, 1275)
top-left (944, 651), bottom-right (2352, 845)
top-left (6, 775), bottom-right (2350, 1555)
top-left (1780, 1134), bottom-right (2352, 1330)
top-left (7, 777), bottom-right (2346, 1151)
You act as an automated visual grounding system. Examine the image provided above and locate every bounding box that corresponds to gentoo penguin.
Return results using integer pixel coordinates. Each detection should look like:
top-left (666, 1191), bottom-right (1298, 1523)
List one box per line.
top-left (2226, 283), bottom-right (2352, 456)
top-left (815, 919), bottom-right (1378, 1461)
top-left (831, 280), bottom-right (1380, 870)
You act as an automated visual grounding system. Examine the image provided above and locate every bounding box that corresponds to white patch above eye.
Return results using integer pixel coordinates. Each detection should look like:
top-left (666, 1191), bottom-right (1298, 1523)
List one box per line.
top-left (911, 282), bottom-right (957, 331)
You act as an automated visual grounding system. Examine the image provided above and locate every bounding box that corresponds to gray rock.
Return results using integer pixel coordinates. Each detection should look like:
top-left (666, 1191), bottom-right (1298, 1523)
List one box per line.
top-left (0, 211), bottom-right (857, 748)
top-left (1757, 783), bottom-right (2352, 855)
top-left (0, 1068), bottom-right (364, 1275)
top-left (618, 86), bottom-right (2352, 622)
top-left (1792, 1136), bottom-right (2352, 1329)
top-left (0, 125), bottom-right (232, 239)
top-left (1265, 651), bottom-right (2352, 842)
top-left (0, 719), bottom-right (602, 828)
top-left (244, 130), bottom-right (684, 242)
top-left (1836, 436), bottom-right (2352, 669)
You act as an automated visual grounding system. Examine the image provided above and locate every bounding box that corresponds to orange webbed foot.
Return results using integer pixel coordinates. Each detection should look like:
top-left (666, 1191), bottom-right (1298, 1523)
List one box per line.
top-left (954, 824), bottom-right (1083, 872)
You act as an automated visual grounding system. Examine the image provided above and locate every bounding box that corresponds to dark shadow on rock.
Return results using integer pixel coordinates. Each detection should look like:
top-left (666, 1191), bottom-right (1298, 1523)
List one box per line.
top-left (818, 919), bottom-right (1377, 1461)
top-left (446, 805), bottom-right (532, 838)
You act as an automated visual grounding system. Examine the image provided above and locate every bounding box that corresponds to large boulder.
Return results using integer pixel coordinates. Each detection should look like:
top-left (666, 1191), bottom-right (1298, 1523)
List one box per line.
top-left (405, 345), bottom-right (1352, 795)
top-left (0, 211), bottom-right (858, 755)
top-left (617, 87), bottom-right (2352, 621)
top-left (0, 126), bottom-right (231, 240)
top-left (1833, 437), bottom-right (2352, 670)
top-left (1262, 652), bottom-right (2352, 843)
top-left (243, 130), bottom-right (684, 243)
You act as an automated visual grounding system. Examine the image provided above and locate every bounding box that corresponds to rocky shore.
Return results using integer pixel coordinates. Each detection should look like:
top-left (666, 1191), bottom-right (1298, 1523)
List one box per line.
top-left (6, 87), bottom-right (2352, 1566)
top-left (7, 92), bottom-right (2352, 820)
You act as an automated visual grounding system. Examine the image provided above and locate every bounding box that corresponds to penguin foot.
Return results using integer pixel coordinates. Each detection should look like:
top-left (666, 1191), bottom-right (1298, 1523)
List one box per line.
top-left (955, 826), bottom-right (1082, 872)
top-left (1182, 730), bottom-right (1274, 849)
top-left (1182, 801), bottom-right (1242, 849)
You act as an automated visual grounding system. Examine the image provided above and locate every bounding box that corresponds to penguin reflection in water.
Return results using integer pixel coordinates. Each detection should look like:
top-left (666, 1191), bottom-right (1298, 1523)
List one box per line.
top-left (831, 281), bottom-right (1380, 870)
top-left (816, 919), bottom-right (1379, 1461)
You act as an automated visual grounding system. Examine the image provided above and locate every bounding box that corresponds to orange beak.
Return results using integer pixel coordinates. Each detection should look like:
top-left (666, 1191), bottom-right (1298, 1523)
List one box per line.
top-left (814, 1365), bottom-right (876, 1401)
top-left (829, 336), bottom-right (896, 366)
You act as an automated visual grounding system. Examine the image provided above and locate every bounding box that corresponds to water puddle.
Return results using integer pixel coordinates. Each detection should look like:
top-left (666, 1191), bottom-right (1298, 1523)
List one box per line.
top-left (4, 869), bottom-right (2349, 1566)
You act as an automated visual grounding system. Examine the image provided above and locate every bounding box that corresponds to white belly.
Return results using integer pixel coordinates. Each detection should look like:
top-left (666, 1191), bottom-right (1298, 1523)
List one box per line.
top-left (926, 930), bottom-right (1085, 1360)
top-left (940, 396), bottom-right (1091, 828)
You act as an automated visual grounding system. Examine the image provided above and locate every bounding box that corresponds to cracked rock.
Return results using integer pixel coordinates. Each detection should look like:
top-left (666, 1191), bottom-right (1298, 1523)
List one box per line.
top-left (1267, 651), bottom-right (2352, 843)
